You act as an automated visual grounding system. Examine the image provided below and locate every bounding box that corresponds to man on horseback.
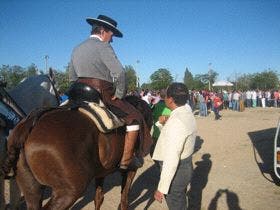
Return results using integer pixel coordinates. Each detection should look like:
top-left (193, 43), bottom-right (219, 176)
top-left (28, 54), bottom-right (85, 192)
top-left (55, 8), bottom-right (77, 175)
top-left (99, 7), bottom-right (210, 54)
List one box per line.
top-left (69, 14), bottom-right (152, 171)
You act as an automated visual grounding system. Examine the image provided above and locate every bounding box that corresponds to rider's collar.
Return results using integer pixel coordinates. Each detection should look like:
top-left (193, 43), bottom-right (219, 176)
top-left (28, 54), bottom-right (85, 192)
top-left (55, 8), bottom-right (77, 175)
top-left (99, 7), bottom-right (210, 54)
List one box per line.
top-left (90, 35), bottom-right (103, 41)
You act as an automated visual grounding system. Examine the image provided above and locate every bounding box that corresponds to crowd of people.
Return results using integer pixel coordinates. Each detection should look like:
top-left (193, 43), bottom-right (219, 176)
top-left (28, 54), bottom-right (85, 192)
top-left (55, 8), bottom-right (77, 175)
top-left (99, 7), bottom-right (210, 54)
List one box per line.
top-left (189, 89), bottom-right (280, 116)
top-left (133, 88), bottom-right (280, 123)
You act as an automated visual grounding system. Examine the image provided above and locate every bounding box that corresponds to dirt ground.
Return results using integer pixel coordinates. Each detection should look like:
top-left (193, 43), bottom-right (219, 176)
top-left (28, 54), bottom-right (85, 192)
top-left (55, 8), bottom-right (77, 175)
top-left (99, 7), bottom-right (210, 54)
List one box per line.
top-left (5, 107), bottom-right (280, 209)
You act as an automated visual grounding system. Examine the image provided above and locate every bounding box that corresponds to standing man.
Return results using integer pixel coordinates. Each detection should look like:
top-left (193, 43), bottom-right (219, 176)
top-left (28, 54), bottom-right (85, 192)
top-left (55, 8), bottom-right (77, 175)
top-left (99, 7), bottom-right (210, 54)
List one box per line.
top-left (213, 92), bottom-right (222, 120)
top-left (150, 89), bottom-right (171, 157)
top-left (153, 83), bottom-right (197, 210)
top-left (69, 15), bottom-right (152, 170)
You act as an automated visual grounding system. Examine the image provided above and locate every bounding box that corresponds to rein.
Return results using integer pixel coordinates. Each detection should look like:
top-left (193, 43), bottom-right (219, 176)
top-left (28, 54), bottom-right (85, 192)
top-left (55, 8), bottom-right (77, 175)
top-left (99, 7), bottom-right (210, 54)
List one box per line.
top-left (46, 75), bottom-right (61, 106)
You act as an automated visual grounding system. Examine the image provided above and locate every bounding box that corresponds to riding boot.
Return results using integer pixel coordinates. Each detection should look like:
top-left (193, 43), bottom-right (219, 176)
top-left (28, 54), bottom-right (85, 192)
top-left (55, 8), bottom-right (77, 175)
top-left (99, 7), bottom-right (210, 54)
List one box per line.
top-left (119, 130), bottom-right (139, 171)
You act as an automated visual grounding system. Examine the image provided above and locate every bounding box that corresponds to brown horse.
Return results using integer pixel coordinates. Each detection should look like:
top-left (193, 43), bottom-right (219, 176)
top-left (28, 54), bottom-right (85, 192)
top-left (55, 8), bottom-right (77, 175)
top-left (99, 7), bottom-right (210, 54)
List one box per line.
top-left (1, 95), bottom-right (153, 210)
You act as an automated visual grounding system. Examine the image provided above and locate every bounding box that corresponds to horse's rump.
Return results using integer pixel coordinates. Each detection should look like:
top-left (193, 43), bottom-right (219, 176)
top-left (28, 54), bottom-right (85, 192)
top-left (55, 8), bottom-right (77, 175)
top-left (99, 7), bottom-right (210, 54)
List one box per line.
top-left (25, 109), bottom-right (123, 178)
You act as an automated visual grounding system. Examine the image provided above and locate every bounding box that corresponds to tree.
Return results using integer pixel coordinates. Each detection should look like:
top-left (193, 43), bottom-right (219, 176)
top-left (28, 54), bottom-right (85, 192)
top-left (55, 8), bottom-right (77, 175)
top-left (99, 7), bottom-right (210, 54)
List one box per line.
top-left (141, 82), bottom-right (152, 90)
top-left (236, 73), bottom-right (253, 91)
top-left (150, 68), bottom-right (173, 90)
top-left (250, 70), bottom-right (279, 90)
top-left (192, 75), bottom-right (207, 90)
top-left (52, 68), bottom-right (70, 93)
top-left (124, 65), bottom-right (137, 92)
top-left (194, 70), bottom-right (219, 90)
top-left (26, 63), bottom-right (39, 77)
top-left (183, 67), bottom-right (194, 89)
top-left (0, 65), bottom-right (26, 89)
top-left (235, 70), bottom-right (279, 91)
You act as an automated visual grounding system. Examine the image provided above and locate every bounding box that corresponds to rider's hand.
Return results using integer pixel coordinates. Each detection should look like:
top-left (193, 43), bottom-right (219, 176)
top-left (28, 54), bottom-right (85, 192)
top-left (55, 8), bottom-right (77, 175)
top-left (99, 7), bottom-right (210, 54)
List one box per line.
top-left (111, 96), bottom-right (117, 100)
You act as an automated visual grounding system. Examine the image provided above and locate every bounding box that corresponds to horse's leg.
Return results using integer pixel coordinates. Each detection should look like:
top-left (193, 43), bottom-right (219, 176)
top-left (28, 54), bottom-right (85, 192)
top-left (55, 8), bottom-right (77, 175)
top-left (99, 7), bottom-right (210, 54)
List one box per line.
top-left (94, 177), bottom-right (105, 210)
top-left (42, 189), bottom-right (80, 210)
top-left (120, 170), bottom-right (137, 210)
top-left (0, 175), bottom-right (5, 210)
top-left (9, 178), bottom-right (22, 210)
top-left (16, 153), bottom-right (43, 210)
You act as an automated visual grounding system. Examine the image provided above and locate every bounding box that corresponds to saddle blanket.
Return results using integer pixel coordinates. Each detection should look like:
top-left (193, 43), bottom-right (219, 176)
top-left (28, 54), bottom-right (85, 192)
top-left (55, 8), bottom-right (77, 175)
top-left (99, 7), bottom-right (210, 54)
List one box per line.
top-left (61, 100), bottom-right (124, 133)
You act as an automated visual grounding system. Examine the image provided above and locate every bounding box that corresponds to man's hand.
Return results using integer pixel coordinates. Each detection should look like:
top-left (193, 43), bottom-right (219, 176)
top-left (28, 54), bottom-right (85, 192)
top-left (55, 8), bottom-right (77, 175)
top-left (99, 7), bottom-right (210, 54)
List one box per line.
top-left (158, 115), bottom-right (169, 124)
top-left (111, 96), bottom-right (117, 100)
top-left (154, 190), bottom-right (164, 203)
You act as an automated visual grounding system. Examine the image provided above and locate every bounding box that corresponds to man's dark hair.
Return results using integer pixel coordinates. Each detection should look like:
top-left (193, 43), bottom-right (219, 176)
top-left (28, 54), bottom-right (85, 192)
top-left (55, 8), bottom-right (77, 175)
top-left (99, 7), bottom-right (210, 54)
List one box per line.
top-left (166, 82), bottom-right (189, 106)
top-left (91, 25), bottom-right (110, 35)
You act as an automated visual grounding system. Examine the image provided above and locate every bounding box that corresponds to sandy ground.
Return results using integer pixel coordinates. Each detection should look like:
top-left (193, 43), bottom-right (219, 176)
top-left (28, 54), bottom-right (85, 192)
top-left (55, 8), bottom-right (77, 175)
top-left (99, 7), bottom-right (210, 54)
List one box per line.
top-left (4, 107), bottom-right (280, 209)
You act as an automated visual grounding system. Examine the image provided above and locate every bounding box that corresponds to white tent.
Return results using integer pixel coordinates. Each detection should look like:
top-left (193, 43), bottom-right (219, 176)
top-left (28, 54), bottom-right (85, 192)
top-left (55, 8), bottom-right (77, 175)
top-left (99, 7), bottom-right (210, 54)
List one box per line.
top-left (212, 80), bottom-right (233, 87)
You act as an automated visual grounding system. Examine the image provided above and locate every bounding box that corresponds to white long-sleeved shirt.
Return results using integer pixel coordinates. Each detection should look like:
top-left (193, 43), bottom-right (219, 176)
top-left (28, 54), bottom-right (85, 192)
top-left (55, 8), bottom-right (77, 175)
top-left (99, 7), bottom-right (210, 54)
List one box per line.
top-left (152, 104), bottom-right (197, 194)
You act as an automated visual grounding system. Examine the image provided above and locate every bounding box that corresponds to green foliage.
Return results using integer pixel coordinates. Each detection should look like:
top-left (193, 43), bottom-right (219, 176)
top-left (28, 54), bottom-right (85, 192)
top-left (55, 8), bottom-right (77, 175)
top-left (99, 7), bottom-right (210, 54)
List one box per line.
top-left (0, 64), bottom-right (70, 92)
top-left (193, 75), bottom-right (208, 90)
top-left (236, 69), bottom-right (279, 91)
top-left (141, 83), bottom-right (152, 90)
top-left (1, 63), bottom-right (279, 94)
top-left (236, 74), bottom-right (253, 91)
top-left (0, 65), bottom-right (26, 89)
top-left (251, 70), bottom-right (279, 90)
top-left (124, 65), bottom-right (137, 92)
top-left (195, 70), bottom-right (219, 90)
top-left (150, 68), bottom-right (173, 90)
top-left (183, 68), bottom-right (193, 89)
top-left (52, 68), bottom-right (70, 93)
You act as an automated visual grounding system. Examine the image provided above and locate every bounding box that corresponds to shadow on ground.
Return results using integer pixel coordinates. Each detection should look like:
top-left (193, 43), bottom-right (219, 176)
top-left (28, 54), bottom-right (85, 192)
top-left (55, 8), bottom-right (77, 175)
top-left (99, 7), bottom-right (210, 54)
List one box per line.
top-left (208, 189), bottom-right (242, 210)
top-left (188, 153), bottom-right (212, 210)
top-left (248, 127), bottom-right (280, 185)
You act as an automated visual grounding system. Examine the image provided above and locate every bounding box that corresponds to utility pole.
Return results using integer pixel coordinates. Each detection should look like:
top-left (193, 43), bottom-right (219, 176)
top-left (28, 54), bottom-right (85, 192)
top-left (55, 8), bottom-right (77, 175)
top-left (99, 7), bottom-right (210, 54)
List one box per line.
top-left (44, 55), bottom-right (49, 74)
top-left (136, 60), bottom-right (140, 89)
top-left (208, 63), bottom-right (212, 91)
top-left (235, 71), bottom-right (238, 90)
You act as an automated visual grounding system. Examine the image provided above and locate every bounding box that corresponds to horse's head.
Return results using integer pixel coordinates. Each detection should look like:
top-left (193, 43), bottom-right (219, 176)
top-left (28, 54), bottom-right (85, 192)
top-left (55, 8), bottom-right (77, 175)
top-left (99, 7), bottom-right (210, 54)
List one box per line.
top-left (8, 72), bottom-right (60, 115)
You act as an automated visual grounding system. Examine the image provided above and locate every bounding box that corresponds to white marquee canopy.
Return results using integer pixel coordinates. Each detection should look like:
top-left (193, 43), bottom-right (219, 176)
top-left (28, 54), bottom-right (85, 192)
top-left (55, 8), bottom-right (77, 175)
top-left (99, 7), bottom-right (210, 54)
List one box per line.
top-left (212, 80), bottom-right (234, 87)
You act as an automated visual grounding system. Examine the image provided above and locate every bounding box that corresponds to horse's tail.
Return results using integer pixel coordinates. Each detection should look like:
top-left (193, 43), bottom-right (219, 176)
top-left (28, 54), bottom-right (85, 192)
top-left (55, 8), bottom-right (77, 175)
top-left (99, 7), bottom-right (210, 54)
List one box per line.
top-left (1, 110), bottom-right (42, 178)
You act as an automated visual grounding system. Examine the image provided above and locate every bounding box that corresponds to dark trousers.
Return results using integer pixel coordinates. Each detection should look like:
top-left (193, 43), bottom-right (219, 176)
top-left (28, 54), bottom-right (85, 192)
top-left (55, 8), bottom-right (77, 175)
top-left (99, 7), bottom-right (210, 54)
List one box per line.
top-left (213, 107), bottom-right (221, 120)
top-left (160, 156), bottom-right (193, 210)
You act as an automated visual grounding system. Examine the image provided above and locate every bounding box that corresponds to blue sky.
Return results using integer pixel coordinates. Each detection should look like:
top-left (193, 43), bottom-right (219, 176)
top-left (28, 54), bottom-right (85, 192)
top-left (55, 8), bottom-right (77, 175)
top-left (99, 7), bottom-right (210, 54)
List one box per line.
top-left (0, 0), bottom-right (279, 84)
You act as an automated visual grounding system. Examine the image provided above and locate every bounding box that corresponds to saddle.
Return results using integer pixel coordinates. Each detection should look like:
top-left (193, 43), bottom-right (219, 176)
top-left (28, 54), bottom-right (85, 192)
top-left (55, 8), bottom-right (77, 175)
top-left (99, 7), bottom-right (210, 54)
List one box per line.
top-left (64, 82), bottom-right (125, 133)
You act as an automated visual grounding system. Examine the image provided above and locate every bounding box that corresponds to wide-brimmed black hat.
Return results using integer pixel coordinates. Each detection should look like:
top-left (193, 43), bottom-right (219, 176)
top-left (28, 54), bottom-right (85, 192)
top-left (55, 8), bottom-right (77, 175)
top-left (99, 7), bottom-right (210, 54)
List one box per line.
top-left (86, 15), bottom-right (123, 38)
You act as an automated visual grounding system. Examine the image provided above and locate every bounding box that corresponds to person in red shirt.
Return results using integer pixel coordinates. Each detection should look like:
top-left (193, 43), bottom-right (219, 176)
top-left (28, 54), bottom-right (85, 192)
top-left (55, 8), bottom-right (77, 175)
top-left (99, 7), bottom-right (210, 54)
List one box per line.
top-left (213, 93), bottom-right (222, 120)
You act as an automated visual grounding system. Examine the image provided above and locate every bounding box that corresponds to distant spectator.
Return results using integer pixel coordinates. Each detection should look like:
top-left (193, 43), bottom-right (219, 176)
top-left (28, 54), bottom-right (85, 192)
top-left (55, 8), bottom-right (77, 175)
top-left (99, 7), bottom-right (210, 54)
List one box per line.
top-left (223, 90), bottom-right (229, 109)
top-left (141, 89), bottom-right (152, 105)
top-left (251, 90), bottom-right (257, 108)
top-left (150, 89), bottom-right (171, 157)
top-left (59, 91), bottom-right (68, 104)
top-left (198, 90), bottom-right (207, 116)
top-left (213, 93), bottom-right (222, 120)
